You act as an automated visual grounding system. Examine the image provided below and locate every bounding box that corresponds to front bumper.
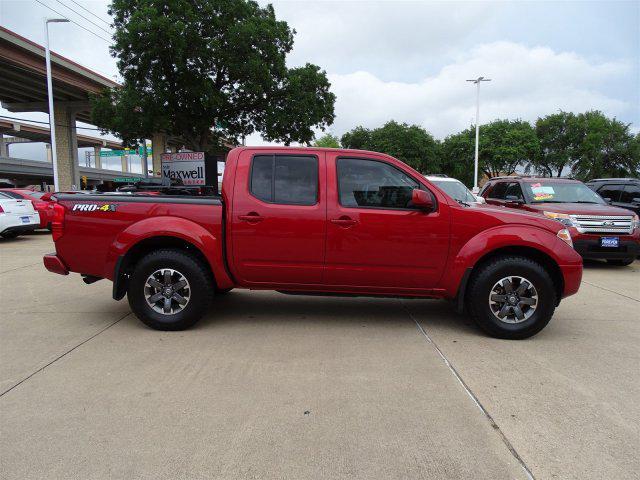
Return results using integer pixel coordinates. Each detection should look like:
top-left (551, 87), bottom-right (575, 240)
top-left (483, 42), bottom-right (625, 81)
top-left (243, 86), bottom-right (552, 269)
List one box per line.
top-left (572, 231), bottom-right (640, 260)
top-left (43, 253), bottom-right (69, 275)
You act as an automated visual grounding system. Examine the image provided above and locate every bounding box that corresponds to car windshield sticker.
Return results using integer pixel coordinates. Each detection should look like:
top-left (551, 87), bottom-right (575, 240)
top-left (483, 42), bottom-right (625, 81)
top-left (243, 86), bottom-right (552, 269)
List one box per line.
top-left (531, 183), bottom-right (555, 201)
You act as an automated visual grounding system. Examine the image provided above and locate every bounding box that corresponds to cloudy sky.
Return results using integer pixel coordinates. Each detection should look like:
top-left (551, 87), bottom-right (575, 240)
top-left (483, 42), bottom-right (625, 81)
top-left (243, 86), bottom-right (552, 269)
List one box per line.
top-left (1, 0), bottom-right (638, 152)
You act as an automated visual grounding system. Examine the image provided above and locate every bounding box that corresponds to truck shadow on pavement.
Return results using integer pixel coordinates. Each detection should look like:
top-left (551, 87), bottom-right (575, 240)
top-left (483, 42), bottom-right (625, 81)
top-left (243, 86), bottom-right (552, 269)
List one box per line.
top-left (171, 290), bottom-right (481, 336)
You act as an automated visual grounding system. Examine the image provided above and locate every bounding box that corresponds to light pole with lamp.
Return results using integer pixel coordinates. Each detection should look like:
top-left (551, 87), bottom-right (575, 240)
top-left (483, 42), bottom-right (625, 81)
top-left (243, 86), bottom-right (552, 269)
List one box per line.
top-left (466, 76), bottom-right (491, 193)
top-left (44, 18), bottom-right (70, 191)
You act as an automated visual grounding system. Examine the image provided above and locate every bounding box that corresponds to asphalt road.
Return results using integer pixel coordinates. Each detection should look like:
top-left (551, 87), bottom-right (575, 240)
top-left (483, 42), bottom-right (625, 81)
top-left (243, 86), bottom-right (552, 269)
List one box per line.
top-left (1, 234), bottom-right (638, 479)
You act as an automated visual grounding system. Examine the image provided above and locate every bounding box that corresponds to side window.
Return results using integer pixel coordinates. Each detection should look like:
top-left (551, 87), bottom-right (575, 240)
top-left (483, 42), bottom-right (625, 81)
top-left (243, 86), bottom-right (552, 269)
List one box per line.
top-left (504, 182), bottom-right (524, 201)
top-left (337, 158), bottom-right (419, 209)
top-left (597, 184), bottom-right (623, 202)
top-left (249, 155), bottom-right (318, 205)
top-left (487, 182), bottom-right (508, 200)
top-left (620, 185), bottom-right (640, 203)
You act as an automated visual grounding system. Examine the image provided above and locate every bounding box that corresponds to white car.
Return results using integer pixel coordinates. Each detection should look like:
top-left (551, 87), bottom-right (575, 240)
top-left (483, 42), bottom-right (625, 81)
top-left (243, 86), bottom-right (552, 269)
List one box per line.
top-left (425, 175), bottom-right (486, 205)
top-left (0, 192), bottom-right (40, 239)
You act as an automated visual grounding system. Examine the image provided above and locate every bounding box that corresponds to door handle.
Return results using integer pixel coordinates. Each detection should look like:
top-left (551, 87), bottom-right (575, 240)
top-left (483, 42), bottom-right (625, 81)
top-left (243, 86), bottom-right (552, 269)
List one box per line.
top-left (330, 216), bottom-right (357, 227)
top-left (238, 212), bottom-right (264, 223)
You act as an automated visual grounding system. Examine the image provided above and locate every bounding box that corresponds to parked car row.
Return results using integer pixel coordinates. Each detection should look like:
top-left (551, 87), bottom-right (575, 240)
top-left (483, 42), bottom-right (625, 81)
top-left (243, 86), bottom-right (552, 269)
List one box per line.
top-left (478, 176), bottom-right (639, 266)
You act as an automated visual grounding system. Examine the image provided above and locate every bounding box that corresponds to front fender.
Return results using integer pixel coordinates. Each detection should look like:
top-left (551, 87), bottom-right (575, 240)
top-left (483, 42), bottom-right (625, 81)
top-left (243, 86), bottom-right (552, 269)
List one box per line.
top-left (104, 216), bottom-right (233, 288)
top-left (440, 225), bottom-right (575, 298)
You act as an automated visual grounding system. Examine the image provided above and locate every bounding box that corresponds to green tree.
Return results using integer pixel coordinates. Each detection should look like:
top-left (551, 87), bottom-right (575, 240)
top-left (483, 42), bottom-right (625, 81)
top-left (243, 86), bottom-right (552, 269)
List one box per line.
top-left (570, 111), bottom-right (639, 180)
top-left (341, 121), bottom-right (439, 172)
top-left (91, 0), bottom-right (335, 152)
top-left (439, 129), bottom-right (475, 186)
top-left (479, 119), bottom-right (539, 178)
top-left (313, 133), bottom-right (341, 148)
top-left (530, 111), bottom-right (579, 177)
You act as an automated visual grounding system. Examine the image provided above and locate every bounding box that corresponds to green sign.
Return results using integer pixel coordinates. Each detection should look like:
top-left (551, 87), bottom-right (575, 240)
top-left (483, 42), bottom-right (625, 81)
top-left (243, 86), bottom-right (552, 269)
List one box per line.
top-left (100, 146), bottom-right (152, 157)
top-left (113, 177), bottom-right (144, 183)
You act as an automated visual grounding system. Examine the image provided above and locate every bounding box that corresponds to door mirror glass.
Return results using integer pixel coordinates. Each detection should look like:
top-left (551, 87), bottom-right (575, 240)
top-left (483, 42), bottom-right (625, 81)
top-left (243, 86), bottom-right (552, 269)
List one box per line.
top-left (412, 189), bottom-right (434, 211)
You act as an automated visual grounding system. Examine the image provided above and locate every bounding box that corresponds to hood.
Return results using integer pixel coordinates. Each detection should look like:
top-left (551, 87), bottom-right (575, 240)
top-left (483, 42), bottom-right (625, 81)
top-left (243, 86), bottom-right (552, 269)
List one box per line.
top-left (525, 203), bottom-right (635, 216)
top-left (468, 203), bottom-right (564, 232)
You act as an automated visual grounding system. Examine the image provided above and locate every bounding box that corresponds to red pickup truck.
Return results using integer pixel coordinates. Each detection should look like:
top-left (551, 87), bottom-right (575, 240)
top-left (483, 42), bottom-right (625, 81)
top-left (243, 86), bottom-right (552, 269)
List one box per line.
top-left (44, 147), bottom-right (583, 339)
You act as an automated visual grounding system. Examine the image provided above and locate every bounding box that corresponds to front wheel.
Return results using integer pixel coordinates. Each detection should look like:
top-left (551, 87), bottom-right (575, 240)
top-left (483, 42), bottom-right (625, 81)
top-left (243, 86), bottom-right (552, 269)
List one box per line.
top-left (606, 258), bottom-right (635, 267)
top-left (466, 256), bottom-right (557, 339)
top-left (127, 249), bottom-right (214, 331)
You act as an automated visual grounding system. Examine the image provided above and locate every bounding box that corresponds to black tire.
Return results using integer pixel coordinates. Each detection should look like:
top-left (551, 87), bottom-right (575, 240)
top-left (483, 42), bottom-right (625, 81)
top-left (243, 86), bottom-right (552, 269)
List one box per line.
top-left (606, 258), bottom-right (635, 266)
top-left (1, 231), bottom-right (19, 239)
top-left (215, 287), bottom-right (233, 294)
top-left (127, 249), bottom-right (214, 331)
top-left (466, 255), bottom-right (557, 339)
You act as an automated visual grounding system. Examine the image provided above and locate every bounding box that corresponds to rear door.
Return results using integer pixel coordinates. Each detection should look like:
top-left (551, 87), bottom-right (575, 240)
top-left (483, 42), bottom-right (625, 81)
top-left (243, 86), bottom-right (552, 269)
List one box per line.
top-left (324, 153), bottom-right (450, 291)
top-left (230, 150), bottom-right (326, 286)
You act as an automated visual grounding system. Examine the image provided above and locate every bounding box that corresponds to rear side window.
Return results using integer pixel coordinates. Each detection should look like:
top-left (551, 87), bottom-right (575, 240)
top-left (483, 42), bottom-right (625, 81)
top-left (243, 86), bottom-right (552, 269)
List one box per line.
top-left (621, 184), bottom-right (640, 203)
top-left (250, 155), bottom-right (318, 205)
top-left (597, 184), bottom-right (623, 202)
top-left (337, 158), bottom-right (419, 209)
top-left (504, 182), bottom-right (524, 201)
top-left (487, 182), bottom-right (508, 200)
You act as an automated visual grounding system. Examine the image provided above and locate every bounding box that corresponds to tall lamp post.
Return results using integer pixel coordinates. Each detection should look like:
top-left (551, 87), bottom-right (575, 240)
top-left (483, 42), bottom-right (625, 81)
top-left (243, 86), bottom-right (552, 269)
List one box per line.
top-left (466, 76), bottom-right (491, 193)
top-left (45, 18), bottom-right (69, 191)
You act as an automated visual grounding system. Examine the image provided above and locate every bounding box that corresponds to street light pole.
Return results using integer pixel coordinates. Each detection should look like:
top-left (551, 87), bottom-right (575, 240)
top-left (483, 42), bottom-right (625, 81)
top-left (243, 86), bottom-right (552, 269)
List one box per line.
top-left (466, 76), bottom-right (491, 193)
top-left (44, 18), bottom-right (69, 191)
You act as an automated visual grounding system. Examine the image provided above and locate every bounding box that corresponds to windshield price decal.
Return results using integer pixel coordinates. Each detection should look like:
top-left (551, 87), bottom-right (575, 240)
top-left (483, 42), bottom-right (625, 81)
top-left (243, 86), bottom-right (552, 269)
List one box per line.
top-left (72, 203), bottom-right (118, 212)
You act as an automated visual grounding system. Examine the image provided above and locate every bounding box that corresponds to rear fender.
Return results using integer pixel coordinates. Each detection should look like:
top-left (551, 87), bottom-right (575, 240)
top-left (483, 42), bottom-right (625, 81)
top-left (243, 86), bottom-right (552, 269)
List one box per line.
top-left (442, 225), bottom-right (568, 298)
top-left (105, 216), bottom-right (233, 295)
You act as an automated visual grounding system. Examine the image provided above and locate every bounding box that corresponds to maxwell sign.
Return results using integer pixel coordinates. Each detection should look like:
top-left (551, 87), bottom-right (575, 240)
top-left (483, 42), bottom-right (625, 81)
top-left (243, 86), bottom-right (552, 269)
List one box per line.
top-left (161, 152), bottom-right (206, 185)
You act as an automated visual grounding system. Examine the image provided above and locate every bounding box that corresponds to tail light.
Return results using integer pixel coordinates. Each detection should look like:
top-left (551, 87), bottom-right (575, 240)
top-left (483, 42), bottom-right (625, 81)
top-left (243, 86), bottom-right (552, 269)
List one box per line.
top-left (51, 203), bottom-right (66, 241)
top-left (0, 205), bottom-right (4, 213)
top-left (31, 200), bottom-right (37, 210)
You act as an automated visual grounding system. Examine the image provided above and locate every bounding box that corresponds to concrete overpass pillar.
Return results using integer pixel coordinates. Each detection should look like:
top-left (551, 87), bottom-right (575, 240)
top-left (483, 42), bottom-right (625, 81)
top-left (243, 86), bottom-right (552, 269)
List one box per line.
top-left (0, 134), bottom-right (8, 157)
top-left (93, 146), bottom-right (102, 169)
top-left (53, 103), bottom-right (80, 190)
top-left (151, 133), bottom-right (167, 177)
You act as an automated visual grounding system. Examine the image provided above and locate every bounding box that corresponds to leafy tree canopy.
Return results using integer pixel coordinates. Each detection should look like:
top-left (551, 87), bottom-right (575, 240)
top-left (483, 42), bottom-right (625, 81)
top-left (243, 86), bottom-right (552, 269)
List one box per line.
top-left (530, 111), bottom-right (579, 177)
top-left (570, 111), bottom-right (639, 180)
top-left (313, 133), bottom-right (341, 148)
top-left (91, 0), bottom-right (335, 152)
top-left (341, 121), bottom-right (439, 172)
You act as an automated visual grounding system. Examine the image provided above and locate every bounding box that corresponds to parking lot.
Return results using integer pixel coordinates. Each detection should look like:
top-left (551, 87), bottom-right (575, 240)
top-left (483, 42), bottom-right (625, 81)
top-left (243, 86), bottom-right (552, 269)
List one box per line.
top-left (1, 233), bottom-right (638, 480)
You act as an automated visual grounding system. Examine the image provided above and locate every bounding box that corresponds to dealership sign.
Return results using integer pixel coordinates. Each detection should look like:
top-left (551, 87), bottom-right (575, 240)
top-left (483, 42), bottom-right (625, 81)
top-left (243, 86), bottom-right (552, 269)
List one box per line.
top-left (161, 152), bottom-right (206, 185)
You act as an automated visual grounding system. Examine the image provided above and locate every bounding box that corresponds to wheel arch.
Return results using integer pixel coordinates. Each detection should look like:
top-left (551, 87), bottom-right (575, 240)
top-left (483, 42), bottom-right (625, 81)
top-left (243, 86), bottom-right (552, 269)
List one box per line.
top-left (447, 226), bottom-right (567, 311)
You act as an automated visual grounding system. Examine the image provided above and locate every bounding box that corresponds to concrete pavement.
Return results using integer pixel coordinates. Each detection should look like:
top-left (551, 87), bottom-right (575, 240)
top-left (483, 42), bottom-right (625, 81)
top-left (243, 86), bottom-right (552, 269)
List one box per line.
top-left (1, 234), bottom-right (638, 479)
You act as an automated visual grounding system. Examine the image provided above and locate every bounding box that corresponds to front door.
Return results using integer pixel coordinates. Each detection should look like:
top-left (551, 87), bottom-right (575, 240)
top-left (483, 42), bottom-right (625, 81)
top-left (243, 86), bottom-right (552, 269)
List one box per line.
top-left (230, 150), bottom-right (326, 286)
top-left (324, 153), bottom-right (450, 292)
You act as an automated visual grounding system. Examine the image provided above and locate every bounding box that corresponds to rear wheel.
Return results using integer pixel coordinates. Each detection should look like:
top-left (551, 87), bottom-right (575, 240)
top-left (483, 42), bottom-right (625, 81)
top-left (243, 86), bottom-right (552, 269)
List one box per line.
top-left (466, 256), bottom-right (556, 339)
top-left (127, 249), bottom-right (214, 331)
top-left (606, 258), bottom-right (635, 266)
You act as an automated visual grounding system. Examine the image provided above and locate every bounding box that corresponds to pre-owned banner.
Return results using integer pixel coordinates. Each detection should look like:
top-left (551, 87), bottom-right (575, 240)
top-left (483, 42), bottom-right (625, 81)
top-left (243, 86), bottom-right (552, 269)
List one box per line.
top-left (161, 152), bottom-right (206, 185)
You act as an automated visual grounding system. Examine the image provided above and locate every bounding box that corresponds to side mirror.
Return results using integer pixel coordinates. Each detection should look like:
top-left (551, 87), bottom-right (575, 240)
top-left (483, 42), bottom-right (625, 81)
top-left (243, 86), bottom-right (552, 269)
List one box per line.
top-left (632, 197), bottom-right (640, 204)
top-left (504, 196), bottom-right (524, 207)
top-left (412, 189), bottom-right (434, 211)
top-left (603, 197), bottom-right (612, 203)
top-left (475, 195), bottom-right (486, 204)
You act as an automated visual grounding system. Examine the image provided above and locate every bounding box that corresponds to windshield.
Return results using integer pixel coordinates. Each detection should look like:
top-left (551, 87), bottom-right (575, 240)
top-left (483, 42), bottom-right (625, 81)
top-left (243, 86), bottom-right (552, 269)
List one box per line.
top-left (523, 181), bottom-right (605, 204)
top-left (431, 179), bottom-right (476, 203)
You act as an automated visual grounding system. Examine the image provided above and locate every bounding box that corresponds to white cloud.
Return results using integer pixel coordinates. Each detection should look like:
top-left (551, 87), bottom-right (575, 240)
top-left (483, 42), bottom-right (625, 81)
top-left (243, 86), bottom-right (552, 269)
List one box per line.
top-left (326, 41), bottom-right (632, 139)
